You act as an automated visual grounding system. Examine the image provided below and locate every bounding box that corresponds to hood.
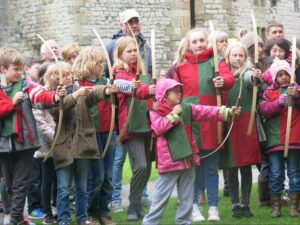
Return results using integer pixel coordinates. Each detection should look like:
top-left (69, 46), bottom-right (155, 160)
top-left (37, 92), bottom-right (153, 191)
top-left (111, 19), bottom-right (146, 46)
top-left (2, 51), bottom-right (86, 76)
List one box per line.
top-left (155, 78), bottom-right (183, 105)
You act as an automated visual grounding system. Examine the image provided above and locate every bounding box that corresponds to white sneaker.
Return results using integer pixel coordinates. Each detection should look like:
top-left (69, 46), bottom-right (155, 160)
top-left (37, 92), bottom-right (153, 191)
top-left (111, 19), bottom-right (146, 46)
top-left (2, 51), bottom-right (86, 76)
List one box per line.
top-left (208, 206), bottom-right (220, 221)
top-left (3, 214), bottom-right (10, 225)
top-left (191, 204), bottom-right (205, 222)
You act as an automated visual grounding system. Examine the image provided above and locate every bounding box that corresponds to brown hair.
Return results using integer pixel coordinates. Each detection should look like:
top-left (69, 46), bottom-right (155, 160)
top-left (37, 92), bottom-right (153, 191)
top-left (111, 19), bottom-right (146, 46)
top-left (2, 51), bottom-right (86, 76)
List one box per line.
top-left (0, 48), bottom-right (23, 68)
top-left (266, 20), bottom-right (284, 33)
top-left (62, 43), bottom-right (80, 62)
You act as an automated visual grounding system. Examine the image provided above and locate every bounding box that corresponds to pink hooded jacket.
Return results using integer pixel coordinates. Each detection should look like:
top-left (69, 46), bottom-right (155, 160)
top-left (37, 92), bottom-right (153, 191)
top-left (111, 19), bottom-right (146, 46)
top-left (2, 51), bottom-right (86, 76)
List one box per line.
top-left (149, 78), bottom-right (228, 174)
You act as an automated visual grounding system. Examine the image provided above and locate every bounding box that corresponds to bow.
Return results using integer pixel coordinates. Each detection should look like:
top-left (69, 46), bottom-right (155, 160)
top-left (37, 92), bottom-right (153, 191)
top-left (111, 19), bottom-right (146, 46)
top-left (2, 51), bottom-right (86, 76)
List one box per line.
top-left (36, 34), bottom-right (63, 162)
top-left (116, 24), bottom-right (141, 144)
top-left (151, 29), bottom-right (157, 102)
top-left (92, 28), bottom-right (116, 159)
top-left (284, 37), bottom-right (297, 158)
top-left (246, 12), bottom-right (259, 135)
top-left (209, 20), bottom-right (222, 144)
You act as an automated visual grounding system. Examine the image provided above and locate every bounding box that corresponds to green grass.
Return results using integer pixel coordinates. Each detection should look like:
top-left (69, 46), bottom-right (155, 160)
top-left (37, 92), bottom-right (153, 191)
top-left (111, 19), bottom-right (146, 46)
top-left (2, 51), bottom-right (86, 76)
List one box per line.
top-left (111, 184), bottom-right (299, 225)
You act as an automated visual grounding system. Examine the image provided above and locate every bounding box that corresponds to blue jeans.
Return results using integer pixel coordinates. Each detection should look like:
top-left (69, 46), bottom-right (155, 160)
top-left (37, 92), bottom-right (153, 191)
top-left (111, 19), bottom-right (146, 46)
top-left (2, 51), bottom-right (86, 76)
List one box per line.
top-left (110, 144), bottom-right (148, 204)
top-left (88, 132), bottom-right (116, 217)
top-left (268, 151), bottom-right (300, 194)
top-left (193, 164), bottom-right (205, 204)
top-left (56, 159), bottom-right (90, 224)
top-left (201, 151), bottom-right (219, 207)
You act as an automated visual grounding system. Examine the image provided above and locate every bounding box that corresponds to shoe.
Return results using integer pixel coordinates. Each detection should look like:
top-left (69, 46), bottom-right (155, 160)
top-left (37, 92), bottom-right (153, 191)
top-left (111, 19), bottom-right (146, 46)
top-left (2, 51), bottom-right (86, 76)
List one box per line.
top-left (99, 216), bottom-right (116, 225)
top-left (208, 206), bottom-right (220, 221)
top-left (141, 199), bottom-right (152, 208)
top-left (28, 209), bottom-right (44, 219)
top-left (271, 194), bottom-right (281, 218)
top-left (3, 214), bottom-right (10, 225)
top-left (127, 211), bottom-right (138, 221)
top-left (241, 206), bottom-right (254, 218)
top-left (17, 220), bottom-right (36, 225)
top-left (191, 204), bottom-right (205, 222)
top-left (77, 220), bottom-right (93, 225)
top-left (43, 214), bottom-right (56, 224)
top-left (232, 205), bottom-right (243, 218)
top-left (59, 221), bottom-right (70, 225)
top-left (289, 192), bottom-right (299, 217)
top-left (109, 202), bottom-right (123, 212)
top-left (88, 216), bottom-right (100, 225)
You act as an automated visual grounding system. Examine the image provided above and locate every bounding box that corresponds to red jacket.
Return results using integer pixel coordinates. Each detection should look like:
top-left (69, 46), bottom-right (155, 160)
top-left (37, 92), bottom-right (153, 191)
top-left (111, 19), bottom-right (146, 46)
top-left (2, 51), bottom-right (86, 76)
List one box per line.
top-left (0, 89), bottom-right (15, 119)
top-left (174, 49), bottom-right (234, 151)
top-left (115, 68), bottom-right (153, 142)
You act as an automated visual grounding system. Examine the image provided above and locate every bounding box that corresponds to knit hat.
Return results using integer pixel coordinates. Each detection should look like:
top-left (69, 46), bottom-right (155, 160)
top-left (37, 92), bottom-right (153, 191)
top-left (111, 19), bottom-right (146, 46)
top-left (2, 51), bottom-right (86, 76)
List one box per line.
top-left (270, 58), bottom-right (292, 81)
top-left (240, 32), bottom-right (264, 49)
top-left (119, 9), bottom-right (140, 23)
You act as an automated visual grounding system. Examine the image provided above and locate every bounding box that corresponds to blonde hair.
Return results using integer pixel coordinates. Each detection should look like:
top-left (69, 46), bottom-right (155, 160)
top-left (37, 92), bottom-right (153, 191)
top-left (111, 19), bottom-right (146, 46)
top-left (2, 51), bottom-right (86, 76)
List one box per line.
top-left (174, 38), bottom-right (188, 64)
top-left (185, 28), bottom-right (209, 48)
top-left (72, 48), bottom-right (105, 81)
top-left (113, 36), bottom-right (145, 74)
top-left (45, 62), bottom-right (72, 87)
top-left (208, 30), bottom-right (228, 48)
top-left (62, 43), bottom-right (80, 62)
top-left (0, 48), bottom-right (23, 68)
top-left (224, 42), bottom-right (251, 75)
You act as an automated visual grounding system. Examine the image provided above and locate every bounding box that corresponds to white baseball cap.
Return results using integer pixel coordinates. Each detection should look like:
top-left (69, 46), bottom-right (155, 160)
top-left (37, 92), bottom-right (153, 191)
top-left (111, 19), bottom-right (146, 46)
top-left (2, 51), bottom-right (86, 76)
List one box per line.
top-left (119, 9), bottom-right (140, 23)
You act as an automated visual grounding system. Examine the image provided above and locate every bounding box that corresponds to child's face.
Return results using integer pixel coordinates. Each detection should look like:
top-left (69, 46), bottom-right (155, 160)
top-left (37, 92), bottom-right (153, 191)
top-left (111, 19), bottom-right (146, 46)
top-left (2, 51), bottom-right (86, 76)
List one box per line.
top-left (68, 51), bottom-right (79, 66)
top-left (62, 71), bottom-right (73, 86)
top-left (276, 70), bottom-right (290, 84)
top-left (270, 44), bottom-right (285, 60)
top-left (189, 32), bottom-right (208, 55)
top-left (217, 38), bottom-right (228, 54)
top-left (90, 60), bottom-right (104, 79)
top-left (229, 47), bottom-right (246, 69)
top-left (26, 63), bottom-right (40, 82)
top-left (122, 42), bottom-right (137, 64)
top-left (1, 64), bottom-right (23, 84)
top-left (166, 86), bottom-right (182, 105)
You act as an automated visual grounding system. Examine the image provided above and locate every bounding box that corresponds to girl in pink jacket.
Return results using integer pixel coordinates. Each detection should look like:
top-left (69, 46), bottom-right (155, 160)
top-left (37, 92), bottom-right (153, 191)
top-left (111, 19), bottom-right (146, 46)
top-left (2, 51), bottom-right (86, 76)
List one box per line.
top-left (142, 78), bottom-right (240, 225)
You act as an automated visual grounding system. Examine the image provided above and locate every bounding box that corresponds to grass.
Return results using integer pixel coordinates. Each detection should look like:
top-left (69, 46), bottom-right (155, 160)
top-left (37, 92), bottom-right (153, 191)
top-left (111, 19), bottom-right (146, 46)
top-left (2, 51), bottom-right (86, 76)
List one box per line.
top-left (32, 159), bottom-right (299, 225)
top-left (111, 184), bottom-right (299, 225)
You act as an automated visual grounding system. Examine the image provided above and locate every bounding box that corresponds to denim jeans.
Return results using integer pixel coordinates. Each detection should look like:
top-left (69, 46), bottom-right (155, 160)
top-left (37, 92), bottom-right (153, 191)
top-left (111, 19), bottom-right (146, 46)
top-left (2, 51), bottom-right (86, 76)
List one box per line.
top-left (193, 163), bottom-right (205, 204)
top-left (200, 151), bottom-right (219, 207)
top-left (268, 151), bottom-right (300, 194)
top-left (56, 159), bottom-right (91, 224)
top-left (110, 143), bottom-right (148, 204)
top-left (88, 132), bottom-right (116, 217)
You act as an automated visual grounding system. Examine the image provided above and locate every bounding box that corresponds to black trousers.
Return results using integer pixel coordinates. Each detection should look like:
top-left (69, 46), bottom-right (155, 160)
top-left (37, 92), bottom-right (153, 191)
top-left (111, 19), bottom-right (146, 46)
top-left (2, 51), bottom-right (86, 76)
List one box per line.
top-left (27, 157), bottom-right (43, 212)
top-left (0, 149), bottom-right (34, 223)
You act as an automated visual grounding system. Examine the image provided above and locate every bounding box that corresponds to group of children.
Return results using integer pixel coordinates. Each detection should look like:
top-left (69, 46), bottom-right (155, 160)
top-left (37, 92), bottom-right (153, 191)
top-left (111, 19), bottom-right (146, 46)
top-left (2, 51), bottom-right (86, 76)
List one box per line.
top-left (0, 10), bottom-right (300, 225)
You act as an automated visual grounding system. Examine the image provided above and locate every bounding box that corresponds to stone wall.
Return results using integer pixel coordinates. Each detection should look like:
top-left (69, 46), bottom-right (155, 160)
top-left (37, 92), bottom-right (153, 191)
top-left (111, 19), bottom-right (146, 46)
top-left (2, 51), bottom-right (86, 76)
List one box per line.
top-left (1, 0), bottom-right (300, 72)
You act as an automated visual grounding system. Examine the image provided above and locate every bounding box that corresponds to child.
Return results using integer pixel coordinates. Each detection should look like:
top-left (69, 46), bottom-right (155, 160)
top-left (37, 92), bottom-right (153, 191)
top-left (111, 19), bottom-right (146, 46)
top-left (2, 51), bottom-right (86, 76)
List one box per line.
top-left (142, 78), bottom-right (240, 225)
top-left (209, 30), bottom-right (228, 57)
top-left (260, 59), bottom-right (300, 218)
top-left (61, 43), bottom-right (80, 66)
top-left (0, 48), bottom-right (65, 225)
top-left (220, 42), bottom-right (263, 218)
top-left (32, 66), bottom-right (58, 224)
top-left (174, 28), bottom-right (235, 221)
top-left (72, 48), bottom-right (138, 225)
top-left (114, 36), bottom-right (155, 221)
top-left (23, 57), bottom-right (41, 83)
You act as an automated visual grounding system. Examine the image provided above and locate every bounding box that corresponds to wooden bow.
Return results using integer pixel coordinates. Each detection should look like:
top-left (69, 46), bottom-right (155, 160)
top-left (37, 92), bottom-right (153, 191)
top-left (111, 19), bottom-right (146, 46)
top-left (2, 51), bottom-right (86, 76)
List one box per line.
top-left (247, 12), bottom-right (259, 135)
top-left (116, 24), bottom-right (140, 144)
top-left (284, 37), bottom-right (297, 158)
top-left (209, 20), bottom-right (222, 144)
top-left (92, 28), bottom-right (116, 159)
top-left (36, 34), bottom-right (63, 162)
top-left (151, 29), bottom-right (157, 104)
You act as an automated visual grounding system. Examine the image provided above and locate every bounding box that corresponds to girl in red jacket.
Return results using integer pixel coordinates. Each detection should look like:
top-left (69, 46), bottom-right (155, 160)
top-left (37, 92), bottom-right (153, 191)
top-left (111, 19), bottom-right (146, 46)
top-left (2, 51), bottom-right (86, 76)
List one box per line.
top-left (174, 28), bottom-right (235, 221)
top-left (113, 36), bottom-right (155, 221)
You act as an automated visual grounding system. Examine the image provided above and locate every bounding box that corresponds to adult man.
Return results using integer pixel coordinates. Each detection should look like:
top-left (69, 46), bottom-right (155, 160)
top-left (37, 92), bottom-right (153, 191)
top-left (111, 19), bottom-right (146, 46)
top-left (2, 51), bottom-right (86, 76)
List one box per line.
top-left (266, 20), bottom-right (284, 40)
top-left (40, 40), bottom-right (61, 63)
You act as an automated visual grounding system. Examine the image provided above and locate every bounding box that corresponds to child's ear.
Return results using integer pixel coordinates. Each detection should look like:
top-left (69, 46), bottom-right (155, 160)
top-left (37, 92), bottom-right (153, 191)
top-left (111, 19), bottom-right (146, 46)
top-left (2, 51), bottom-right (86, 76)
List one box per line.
top-left (23, 66), bottom-right (30, 74)
top-left (0, 66), bottom-right (7, 74)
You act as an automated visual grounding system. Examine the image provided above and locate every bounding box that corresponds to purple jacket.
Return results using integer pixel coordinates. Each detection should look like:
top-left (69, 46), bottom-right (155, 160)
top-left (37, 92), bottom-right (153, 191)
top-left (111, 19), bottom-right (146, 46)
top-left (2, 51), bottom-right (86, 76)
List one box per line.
top-left (150, 78), bottom-right (228, 174)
